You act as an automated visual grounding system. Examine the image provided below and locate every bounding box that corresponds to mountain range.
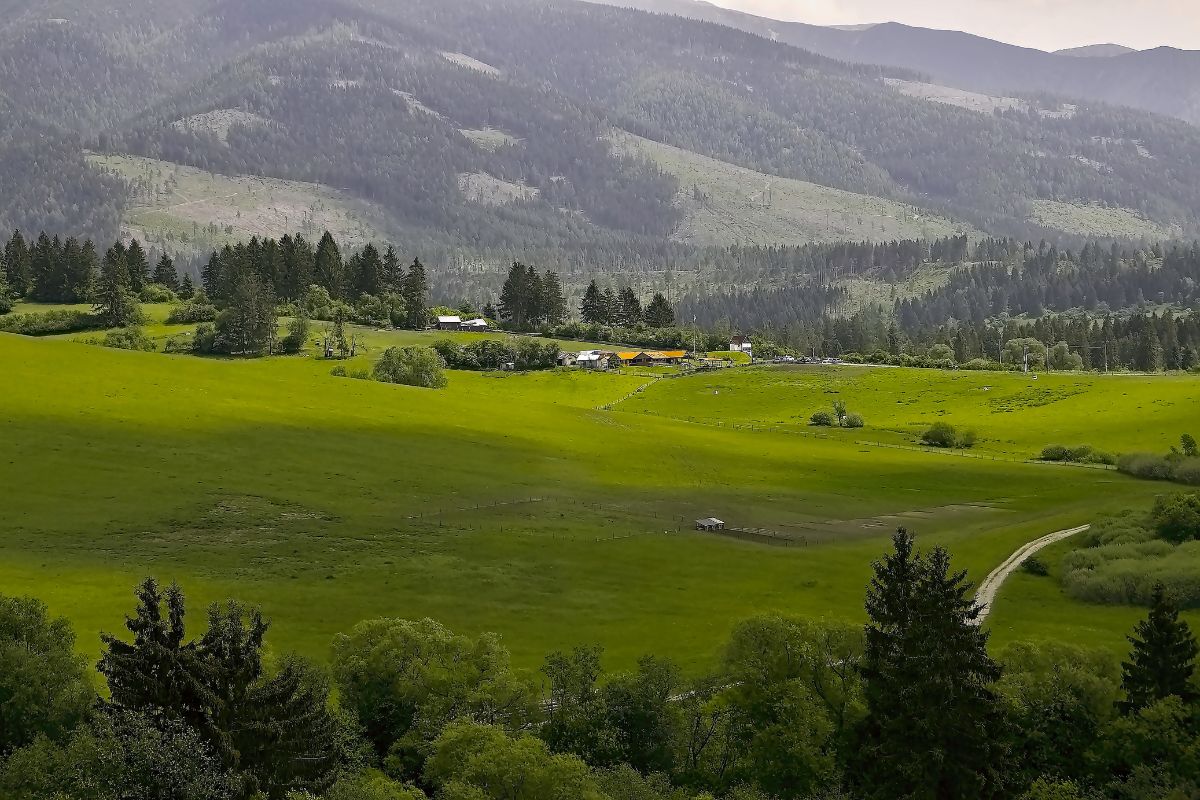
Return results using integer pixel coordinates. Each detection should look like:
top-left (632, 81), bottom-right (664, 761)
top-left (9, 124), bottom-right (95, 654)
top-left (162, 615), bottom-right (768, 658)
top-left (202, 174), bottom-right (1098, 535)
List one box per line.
top-left (2, 0), bottom-right (1200, 280)
top-left (595, 0), bottom-right (1200, 126)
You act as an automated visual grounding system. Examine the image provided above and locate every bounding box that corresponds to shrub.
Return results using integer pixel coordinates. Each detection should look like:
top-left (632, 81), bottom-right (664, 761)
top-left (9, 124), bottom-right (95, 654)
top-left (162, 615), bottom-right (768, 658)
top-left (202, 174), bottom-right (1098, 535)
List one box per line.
top-left (1118, 453), bottom-right (1175, 481)
top-left (279, 315), bottom-right (311, 355)
top-left (1020, 556), bottom-right (1049, 576)
top-left (330, 365), bottom-right (348, 377)
top-left (961, 358), bottom-right (996, 371)
top-left (1061, 540), bottom-right (1200, 608)
top-left (100, 327), bottom-right (156, 352)
top-left (842, 413), bottom-right (865, 429)
top-left (1039, 444), bottom-right (1115, 465)
top-left (191, 323), bottom-right (220, 355)
top-left (138, 284), bottom-right (177, 303)
top-left (166, 302), bottom-right (217, 324)
top-left (810, 411), bottom-right (834, 427)
top-left (0, 309), bottom-right (99, 336)
top-left (956, 429), bottom-right (978, 449)
top-left (1152, 493), bottom-right (1200, 544)
top-left (163, 333), bottom-right (193, 354)
top-left (0, 293), bottom-right (12, 315)
top-left (921, 422), bottom-right (957, 448)
top-left (1173, 459), bottom-right (1200, 486)
top-left (373, 346), bottom-right (448, 389)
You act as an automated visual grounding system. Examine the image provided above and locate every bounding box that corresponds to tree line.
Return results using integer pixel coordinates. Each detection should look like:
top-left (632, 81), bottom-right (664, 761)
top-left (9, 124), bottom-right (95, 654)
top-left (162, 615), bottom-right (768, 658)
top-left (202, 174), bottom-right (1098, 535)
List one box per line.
top-left (0, 530), bottom-right (1196, 799)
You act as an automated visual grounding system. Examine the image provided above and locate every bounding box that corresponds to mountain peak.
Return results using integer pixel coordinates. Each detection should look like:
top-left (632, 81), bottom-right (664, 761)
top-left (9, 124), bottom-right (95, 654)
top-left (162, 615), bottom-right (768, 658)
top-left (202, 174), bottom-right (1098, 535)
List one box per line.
top-left (1055, 43), bottom-right (1137, 58)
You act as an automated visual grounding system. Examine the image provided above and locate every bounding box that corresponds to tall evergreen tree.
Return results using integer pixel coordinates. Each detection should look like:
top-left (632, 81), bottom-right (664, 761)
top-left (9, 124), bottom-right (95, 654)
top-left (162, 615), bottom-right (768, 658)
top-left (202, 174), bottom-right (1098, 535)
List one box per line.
top-left (852, 529), bottom-right (1009, 800)
top-left (617, 286), bottom-right (642, 326)
top-left (352, 243), bottom-right (384, 299)
top-left (4, 230), bottom-right (31, 296)
top-left (499, 262), bottom-right (537, 330)
top-left (314, 232), bottom-right (345, 300)
top-left (382, 245), bottom-right (403, 294)
top-left (1119, 583), bottom-right (1199, 713)
top-left (153, 254), bottom-right (179, 290)
top-left (542, 270), bottom-right (568, 326)
top-left (580, 280), bottom-right (605, 324)
top-left (179, 272), bottom-right (196, 300)
top-left (401, 258), bottom-right (429, 330)
top-left (125, 239), bottom-right (151, 294)
top-left (61, 237), bottom-right (95, 303)
top-left (602, 287), bottom-right (619, 326)
top-left (29, 232), bottom-right (61, 302)
top-left (201, 250), bottom-right (223, 304)
top-left (94, 245), bottom-right (140, 328)
top-left (644, 293), bottom-right (675, 328)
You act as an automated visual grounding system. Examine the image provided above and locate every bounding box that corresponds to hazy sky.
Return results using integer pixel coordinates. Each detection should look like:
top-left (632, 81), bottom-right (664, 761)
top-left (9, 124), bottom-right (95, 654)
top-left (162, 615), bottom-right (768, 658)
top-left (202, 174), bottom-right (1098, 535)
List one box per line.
top-left (705, 1), bottom-right (1200, 52)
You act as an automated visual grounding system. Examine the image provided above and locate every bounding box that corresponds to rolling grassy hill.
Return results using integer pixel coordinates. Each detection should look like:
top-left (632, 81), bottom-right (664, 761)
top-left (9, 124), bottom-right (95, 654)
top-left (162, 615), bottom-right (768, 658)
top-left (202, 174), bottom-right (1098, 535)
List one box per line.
top-left (0, 332), bottom-right (1185, 671)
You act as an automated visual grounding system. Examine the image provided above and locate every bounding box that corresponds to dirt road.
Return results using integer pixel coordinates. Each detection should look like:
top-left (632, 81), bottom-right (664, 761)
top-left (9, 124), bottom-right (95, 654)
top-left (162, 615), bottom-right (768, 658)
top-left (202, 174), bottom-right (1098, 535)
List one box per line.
top-left (974, 524), bottom-right (1090, 623)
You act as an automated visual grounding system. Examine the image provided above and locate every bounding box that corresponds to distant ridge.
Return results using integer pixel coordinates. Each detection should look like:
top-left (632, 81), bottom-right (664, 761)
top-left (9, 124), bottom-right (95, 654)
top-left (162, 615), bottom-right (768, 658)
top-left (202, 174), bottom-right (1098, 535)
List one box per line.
top-left (1056, 43), bottom-right (1137, 58)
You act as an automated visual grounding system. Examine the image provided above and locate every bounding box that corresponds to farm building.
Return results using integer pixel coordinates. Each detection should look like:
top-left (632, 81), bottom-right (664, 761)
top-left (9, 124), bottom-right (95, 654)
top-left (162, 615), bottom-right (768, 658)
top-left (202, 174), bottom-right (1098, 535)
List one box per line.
top-left (577, 351), bottom-right (611, 370)
top-left (648, 350), bottom-right (687, 364)
top-left (460, 318), bottom-right (490, 331)
top-left (436, 315), bottom-right (463, 331)
top-left (730, 336), bottom-right (753, 356)
top-left (695, 517), bottom-right (726, 531)
top-left (557, 352), bottom-right (578, 367)
top-left (616, 351), bottom-right (656, 367)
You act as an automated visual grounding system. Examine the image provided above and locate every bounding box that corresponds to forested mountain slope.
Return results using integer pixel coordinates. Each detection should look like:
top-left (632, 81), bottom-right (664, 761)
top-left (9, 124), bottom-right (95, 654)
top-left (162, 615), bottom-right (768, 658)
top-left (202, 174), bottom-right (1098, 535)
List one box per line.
top-left (593, 0), bottom-right (1200, 126)
top-left (5, 0), bottom-right (1200, 255)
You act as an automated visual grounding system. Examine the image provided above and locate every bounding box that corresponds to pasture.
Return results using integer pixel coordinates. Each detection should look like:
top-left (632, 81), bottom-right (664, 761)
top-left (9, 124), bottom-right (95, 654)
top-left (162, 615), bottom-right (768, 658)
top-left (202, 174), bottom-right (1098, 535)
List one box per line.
top-left (0, 334), bottom-right (1191, 675)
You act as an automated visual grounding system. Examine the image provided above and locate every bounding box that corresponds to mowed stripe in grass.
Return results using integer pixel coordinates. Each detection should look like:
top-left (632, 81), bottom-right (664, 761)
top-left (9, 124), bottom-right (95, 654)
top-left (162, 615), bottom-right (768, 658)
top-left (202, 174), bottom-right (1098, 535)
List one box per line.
top-left (0, 335), bottom-right (1174, 671)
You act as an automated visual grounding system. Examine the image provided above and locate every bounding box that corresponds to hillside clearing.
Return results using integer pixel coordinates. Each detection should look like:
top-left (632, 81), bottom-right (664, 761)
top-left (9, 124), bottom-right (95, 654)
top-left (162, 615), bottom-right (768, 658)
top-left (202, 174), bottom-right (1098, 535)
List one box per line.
top-left (611, 130), bottom-right (980, 245)
top-left (1028, 199), bottom-right (1182, 240)
top-left (88, 153), bottom-right (394, 252)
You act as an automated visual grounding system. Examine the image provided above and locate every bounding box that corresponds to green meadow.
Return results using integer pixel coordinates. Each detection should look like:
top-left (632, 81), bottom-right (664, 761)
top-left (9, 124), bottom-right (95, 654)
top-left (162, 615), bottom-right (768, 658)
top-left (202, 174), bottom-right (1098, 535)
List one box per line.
top-left (0, 332), bottom-right (1193, 676)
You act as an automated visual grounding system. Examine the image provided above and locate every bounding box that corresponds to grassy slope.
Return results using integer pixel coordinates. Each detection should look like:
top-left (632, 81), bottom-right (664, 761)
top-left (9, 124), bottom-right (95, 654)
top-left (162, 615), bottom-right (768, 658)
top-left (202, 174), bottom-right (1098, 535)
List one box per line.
top-left (88, 153), bottom-right (395, 253)
top-left (612, 131), bottom-right (980, 245)
top-left (620, 364), bottom-right (1200, 459)
top-left (0, 338), bottom-right (1183, 671)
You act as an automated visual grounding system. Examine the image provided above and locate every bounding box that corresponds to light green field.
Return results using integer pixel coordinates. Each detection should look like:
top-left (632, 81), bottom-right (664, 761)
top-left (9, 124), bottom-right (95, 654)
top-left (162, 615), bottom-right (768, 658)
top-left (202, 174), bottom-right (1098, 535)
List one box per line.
top-left (0, 334), bottom-right (1184, 674)
top-left (87, 153), bottom-right (394, 253)
top-left (611, 130), bottom-right (980, 246)
top-left (1028, 199), bottom-right (1182, 240)
top-left (619, 364), bottom-right (1200, 460)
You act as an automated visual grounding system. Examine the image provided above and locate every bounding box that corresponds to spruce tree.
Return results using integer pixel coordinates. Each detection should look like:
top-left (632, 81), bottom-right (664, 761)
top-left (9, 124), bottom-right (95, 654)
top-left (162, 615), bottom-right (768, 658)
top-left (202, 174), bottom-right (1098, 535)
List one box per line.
top-left (125, 239), bottom-right (151, 294)
top-left (314, 232), bottom-right (345, 300)
top-left (4, 230), bottom-right (31, 296)
top-left (353, 243), bottom-right (384, 300)
top-left (153, 254), bottom-right (179, 290)
top-left (853, 529), bottom-right (1009, 800)
top-left (602, 287), bottom-right (619, 325)
top-left (644, 293), bottom-right (675, 328)
top-left (94, 245), bottom-right (140, 328)
top-left (382, 245), bottom-right (403, 294)
top-left (618, 286), bottom-right (642, 326)
top-left (179, 272), bottom-right (196, 300)
top-left (542, 270), bottom-right (568, 326)
top-left (29, 232), bottom-right (60, 302)
top-left (201, 250), bottom-right (223, 304)
top-left (1119, 583), bottom-right (1199, 713)
top-left (580, 280), bottom-right (605, 324)
top-left (401, 258), bottom-right (429, 330)
top-left (499, 262), bottom-right (532, 330)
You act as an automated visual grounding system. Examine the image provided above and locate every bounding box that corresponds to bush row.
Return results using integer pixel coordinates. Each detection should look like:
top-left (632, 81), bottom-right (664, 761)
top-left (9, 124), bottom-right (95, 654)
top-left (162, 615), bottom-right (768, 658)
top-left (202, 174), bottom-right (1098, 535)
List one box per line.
top-left (0, 309), bottom-right (102, 336)
top-left (1039, 444), bottom-right (1116, 465)
top-left (1117, 453), bottom-right (1200, 485)
top-left (432, 337), bottom-right (560, 372)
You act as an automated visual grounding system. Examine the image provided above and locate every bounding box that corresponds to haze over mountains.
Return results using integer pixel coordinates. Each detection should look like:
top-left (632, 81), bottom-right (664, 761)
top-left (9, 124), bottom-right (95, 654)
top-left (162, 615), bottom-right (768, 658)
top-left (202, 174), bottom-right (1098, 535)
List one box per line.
top-left (597, 0), bottom-right (1200, 127)
top-left (3, 0), bottom-right (1200, 274)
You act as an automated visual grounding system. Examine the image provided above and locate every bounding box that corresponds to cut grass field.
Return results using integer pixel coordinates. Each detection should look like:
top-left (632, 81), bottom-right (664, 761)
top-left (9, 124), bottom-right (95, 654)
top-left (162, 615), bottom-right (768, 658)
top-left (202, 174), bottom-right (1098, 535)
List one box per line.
top-left (0, 335), bottom-right (1191, 676)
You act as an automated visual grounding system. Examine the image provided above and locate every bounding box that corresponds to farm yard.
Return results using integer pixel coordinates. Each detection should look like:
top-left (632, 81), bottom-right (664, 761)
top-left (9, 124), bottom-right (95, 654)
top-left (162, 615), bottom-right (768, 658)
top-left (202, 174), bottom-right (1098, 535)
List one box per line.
top-left (0, 330), bottom-right (1193, 673)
